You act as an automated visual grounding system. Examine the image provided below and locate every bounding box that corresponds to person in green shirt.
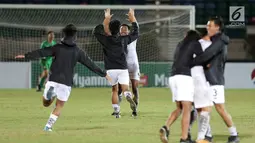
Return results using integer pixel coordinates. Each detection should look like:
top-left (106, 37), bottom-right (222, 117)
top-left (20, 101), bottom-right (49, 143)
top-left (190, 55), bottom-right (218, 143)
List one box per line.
top-left (37, 31), bottom-right (56, 92)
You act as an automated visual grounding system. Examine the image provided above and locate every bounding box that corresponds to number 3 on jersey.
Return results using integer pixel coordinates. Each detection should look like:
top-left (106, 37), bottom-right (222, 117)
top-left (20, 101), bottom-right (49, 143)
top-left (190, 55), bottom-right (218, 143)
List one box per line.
top-left (213, 88), bottom-right (217, 99)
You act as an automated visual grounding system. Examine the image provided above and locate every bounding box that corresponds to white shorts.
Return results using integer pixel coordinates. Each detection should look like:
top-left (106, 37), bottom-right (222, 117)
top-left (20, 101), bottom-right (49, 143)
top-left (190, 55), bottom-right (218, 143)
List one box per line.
top-left (210, 85), bottom-right (225, 104)
top-left (43, 81), bottom-right (71, 102)
top-left (106, 69), bottom-right (129, 86)
top-left (169, 75), bottom-right (194, 102)
top-left (193, 75), bottom-right (214, 108)
top-left (127, 62), bottom-right (140, 81)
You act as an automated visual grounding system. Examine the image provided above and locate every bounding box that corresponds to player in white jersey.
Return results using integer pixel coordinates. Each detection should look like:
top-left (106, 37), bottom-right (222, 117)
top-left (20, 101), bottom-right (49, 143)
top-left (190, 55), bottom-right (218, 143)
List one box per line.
top-left (191, 34), bottom-right (214, 143)
top-left (116, 24), bottom-right (140, 117)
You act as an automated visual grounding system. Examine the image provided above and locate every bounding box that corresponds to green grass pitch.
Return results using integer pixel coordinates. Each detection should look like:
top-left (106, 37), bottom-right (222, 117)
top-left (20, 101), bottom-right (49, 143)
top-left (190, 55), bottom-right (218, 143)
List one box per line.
top-left (0, 88), bottom-right (254, 143)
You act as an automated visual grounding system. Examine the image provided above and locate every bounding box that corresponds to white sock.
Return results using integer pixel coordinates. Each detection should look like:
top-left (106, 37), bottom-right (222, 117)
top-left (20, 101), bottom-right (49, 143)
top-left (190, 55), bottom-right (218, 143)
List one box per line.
top-left (112, 104), bottom-right (120, 113)
top-left (228, 126), bottom-right (238, 136)
top-left (206, 125), bottom-right (212, 137)
top-left (124, 91), bottom-right (132, 98)
top-left (197, 111), bottom-right (210, 140)
top-left (45, 114), bottom-right (58, 128)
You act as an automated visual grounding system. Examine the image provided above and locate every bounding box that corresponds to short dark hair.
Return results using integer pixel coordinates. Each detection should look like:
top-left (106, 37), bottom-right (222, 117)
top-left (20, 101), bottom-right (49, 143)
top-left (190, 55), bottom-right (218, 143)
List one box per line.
top-left (209, 16), bottom-right (224, 32)
top-left (121, 24), bottom-right (130, 30)
top-left (109, 20), bottom-right (121, 35)
top-left (62, 24), bottom-right (77, 37)
top-left (47, 31), bottom-right (54, 35)
top-left (182, 30), bottom-right (201, 45)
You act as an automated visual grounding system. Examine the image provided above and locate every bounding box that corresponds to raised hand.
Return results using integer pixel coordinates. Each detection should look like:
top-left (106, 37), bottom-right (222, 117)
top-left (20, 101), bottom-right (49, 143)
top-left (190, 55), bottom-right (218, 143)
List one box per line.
top-left (104, 8), bottom-right (113, 19)
top-left (126, 8), bottom-right (136, 23)
top-left (15, 55), bottom-right (25, 59)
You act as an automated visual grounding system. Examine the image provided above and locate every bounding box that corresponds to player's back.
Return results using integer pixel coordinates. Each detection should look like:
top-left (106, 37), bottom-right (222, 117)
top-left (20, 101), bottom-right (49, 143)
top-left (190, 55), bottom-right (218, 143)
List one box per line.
top-left (49, 38), bottom-right (80, 86)
top-left (171, 40), bottom-right (203, 76)
top-left (93, 23), bottom-right (139, 70)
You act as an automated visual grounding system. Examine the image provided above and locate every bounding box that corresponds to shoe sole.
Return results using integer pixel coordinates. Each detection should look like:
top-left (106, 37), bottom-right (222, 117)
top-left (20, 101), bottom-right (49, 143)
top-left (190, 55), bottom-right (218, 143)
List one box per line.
top-left (126, 96), bottom-right (137, 112)
top-left (159, 128), bottom-right (168, 143)
top-left (46, 86), bottom-right (54, 100)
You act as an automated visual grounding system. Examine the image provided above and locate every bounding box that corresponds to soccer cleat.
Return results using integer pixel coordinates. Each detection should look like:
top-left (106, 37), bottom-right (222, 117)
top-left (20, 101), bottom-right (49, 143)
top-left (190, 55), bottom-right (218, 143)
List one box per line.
top-left (132, 111), bottom-right (137, 117)
top-left (115, 112), bottom-right (121, 118)
top-left (43, 126), bottom-right (52, 132)
top-left (111, 112), bottom-right (121, 116)
top-left (204, 136), bottom-right (213, 143)
top-left (159, 125), bottom-right (169, 143)
top-left (180, 138), bottom-right (195, 143)
top-left (46, 86), bottom-right (54, 100)
top-left (126, 95), bottom-right (137, 112)
top-left (227, 135), bottom-right (240, 143)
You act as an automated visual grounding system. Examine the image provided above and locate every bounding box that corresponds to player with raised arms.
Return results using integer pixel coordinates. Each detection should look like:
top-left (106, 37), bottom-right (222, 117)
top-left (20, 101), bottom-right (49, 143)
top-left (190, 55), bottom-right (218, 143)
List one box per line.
top-left (15, 24), bottom-right (111, 131)
top-left (93, 8), bottom-right (139, 118)
top-left (113, 23), bottom-right (140, 117)
top-left (37, 31), bottom-right (56, 92)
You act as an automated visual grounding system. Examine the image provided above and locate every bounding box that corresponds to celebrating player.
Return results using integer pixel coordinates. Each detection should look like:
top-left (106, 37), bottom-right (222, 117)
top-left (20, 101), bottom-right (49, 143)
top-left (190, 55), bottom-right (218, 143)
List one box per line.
top-left (93, 8), bottom-right (139, 118)
top-left (114, 24), bottom-right (140, 116)
top-left (159, 30), bottom-right (203, 143)
top-left (37, 31), bottom-right (56, 92)
top-left (193, 16), bottom-right (239, 143)
top-left (15, 24), bottom-right (111, 131)
top-left (191, 33), bottom-right (213, 143)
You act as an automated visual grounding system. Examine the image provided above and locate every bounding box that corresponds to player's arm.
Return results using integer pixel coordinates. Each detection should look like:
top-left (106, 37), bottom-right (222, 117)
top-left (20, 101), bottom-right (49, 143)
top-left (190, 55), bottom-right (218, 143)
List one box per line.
top-left (78, 48), bottom-right (107, 77)
top-left (193, 39), bottom-right (223, 65)
top-left (93, 24), bottom-right (108, 45)
top-left (124, 9), bottom-right (139, 44)
top-left (103, 8), bottom-right (113, 36)
top-left (24, 46), bottom-right (55, 60)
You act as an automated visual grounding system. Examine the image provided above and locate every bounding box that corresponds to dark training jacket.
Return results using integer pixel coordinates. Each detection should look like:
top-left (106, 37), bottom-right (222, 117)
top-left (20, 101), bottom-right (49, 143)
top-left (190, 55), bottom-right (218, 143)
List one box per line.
top-left (193, 33), bottom-right (230, 85)
top-left (25, 37), bottom-right (106, 86)
top-left (93, 22), bottom-right (139, 70)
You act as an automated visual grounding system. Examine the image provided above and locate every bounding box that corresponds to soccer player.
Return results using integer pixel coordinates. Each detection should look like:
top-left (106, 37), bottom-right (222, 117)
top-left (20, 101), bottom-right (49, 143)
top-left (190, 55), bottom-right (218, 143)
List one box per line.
top-left (37, 31), bottom-right (56, 92)
top-left (93, 8), bottom-right (139, 118)
top-left (193, 16), bottom-right (240, 143)
top-left (191, 33), bottom-right (214, 143)
top-left (159, 30), bottom-right (203, 143)
top-left (15, 24), bottom-right (111, 131)
top-left (114, 23), bottom-right (140, 116)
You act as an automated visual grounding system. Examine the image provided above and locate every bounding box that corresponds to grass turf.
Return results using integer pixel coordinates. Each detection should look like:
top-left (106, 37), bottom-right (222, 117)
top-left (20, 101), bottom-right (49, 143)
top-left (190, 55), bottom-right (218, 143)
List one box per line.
top-left (0, 88), bottom-right (254, 143)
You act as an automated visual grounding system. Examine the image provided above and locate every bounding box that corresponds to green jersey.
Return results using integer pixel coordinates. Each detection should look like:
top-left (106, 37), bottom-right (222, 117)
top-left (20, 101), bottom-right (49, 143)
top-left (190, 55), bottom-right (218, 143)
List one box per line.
top-left (40, 40), bottom-right (57, 69)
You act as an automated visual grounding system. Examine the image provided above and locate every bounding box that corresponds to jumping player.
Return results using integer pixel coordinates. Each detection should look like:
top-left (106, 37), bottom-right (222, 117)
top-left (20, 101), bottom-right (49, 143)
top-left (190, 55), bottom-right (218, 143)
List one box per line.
top-left (93, 8), bottom-right (139, 118)
top-left (114, 24), bottom-right (140, 117)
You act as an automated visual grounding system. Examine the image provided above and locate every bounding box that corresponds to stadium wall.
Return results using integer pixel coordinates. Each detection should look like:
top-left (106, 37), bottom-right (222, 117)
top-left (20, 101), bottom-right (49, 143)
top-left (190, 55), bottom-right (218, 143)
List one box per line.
top-left (0, 62), bottom-right (31, 89)
top-left (0, 62), bottom-right (254, 89)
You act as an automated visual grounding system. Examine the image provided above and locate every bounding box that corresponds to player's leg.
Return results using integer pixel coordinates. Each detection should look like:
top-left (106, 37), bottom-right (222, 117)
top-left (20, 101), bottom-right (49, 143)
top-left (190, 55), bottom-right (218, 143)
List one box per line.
top-left (212, 85), bottom-right (239, 143)
top-left (42, 81), bottom-right (57, 107)
top-left (43, 82), bottom-right (71, 131)
top-left (111, 84), bottom-right (121, 116)
top-left (180, 101), bottom-right (193, 142)
top-left (193, 77), bottom-right (213, 143)
top-left (37, 67), bottom-right (48, 92)
top-left (106, 70), bottom-right (120, 118)
top-left (160, 101), bottom-right (182, 143)
top-left (131, 79), bottom-right (139, 106)
top-left (117, 83), bottom-right (122, 105)
top-left (188, 104), bottom-right (197, 141)
top-left (119, 69), bottom-right (137, 116)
